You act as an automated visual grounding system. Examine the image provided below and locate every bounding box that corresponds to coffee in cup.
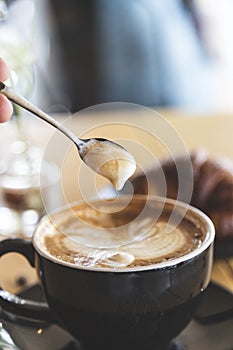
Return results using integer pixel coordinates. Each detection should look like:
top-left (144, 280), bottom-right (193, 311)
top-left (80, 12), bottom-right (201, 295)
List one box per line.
top-left (37, 196), bottom-right (205, 270)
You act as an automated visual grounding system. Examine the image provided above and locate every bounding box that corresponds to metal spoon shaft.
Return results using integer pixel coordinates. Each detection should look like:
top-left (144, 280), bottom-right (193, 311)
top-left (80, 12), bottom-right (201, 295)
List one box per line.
top-left (0, 81), bottom-right (84, 148)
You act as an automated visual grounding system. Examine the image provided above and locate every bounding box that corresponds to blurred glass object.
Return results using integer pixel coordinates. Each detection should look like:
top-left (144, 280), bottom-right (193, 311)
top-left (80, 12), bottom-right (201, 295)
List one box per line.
top-left (0, 0), bottom-right (36, 93)
top-left (0, 139), bottom-right (59, 238)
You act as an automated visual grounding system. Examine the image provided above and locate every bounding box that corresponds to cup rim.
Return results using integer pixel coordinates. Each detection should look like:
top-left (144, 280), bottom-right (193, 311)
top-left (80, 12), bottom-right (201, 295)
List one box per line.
top-left (32, 195), bottom-right (215, 273)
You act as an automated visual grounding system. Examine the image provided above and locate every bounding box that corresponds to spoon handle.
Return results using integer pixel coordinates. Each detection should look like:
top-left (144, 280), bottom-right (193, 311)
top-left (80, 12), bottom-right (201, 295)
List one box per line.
top-left (0, 81), bottom-right (84, 148)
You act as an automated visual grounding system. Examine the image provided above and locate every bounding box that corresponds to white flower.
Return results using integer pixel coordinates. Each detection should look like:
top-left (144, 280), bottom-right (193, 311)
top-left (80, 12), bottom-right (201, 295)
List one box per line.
top-left (0, 0), bottom-right (36, 74)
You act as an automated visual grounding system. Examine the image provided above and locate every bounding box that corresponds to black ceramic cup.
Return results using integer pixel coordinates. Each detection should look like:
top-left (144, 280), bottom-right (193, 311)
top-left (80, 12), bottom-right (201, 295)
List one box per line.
top-left (0, 196), bottom-right (215, 350)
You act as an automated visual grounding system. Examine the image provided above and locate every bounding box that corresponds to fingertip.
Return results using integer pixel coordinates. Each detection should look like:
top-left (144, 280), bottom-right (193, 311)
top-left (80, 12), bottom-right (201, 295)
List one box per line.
top-left (0, 94), bottom-right (13, 122)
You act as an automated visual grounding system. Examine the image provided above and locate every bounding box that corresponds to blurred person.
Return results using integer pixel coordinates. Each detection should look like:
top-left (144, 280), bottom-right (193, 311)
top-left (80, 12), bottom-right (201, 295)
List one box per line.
top-left (0, 57), bottom-right (13, 122)
top-left (46, 0), bottom-right (218, 112)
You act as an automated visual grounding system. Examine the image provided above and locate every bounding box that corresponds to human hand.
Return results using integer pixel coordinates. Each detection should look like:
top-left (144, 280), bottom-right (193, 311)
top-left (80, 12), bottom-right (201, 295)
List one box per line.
top-left (0, 58), bottom-right (13, 122)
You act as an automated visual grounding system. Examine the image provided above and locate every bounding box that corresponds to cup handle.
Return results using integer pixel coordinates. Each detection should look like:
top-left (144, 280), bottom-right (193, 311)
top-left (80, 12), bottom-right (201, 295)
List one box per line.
top-left (0, 238), bottom-right (56, 323)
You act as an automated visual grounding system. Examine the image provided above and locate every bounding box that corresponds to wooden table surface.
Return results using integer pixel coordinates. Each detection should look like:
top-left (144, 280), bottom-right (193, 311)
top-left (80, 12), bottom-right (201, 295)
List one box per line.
top-left (0, 107), bottom-right (233, 294)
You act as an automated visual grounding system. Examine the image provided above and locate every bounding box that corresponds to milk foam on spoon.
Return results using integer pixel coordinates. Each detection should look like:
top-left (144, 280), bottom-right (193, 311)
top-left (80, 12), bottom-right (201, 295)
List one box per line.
top-left (81, 139), bottom-right (136, 190)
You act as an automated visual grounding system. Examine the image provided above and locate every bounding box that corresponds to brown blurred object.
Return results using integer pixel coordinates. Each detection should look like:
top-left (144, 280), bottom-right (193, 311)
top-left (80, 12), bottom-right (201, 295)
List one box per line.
top-left (131, 149), bottom-right (233, 240)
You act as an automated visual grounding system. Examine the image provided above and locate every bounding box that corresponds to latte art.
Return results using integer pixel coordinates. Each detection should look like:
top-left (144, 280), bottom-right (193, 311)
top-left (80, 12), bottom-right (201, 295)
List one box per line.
top-left (43, 222), bottom-right (201, 268)
top-left (37, 199), bottom-right (205, 270)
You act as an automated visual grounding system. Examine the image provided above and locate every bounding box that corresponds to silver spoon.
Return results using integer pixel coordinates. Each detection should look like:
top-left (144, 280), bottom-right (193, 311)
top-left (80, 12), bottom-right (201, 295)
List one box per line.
top-left (0, 82), bottom-right (136, 190)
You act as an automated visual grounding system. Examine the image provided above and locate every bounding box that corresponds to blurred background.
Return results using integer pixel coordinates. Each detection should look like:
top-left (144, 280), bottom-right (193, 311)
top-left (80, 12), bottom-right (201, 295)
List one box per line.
top-left (1, 0), bottom-right (233, 237)
top-left (1, 0), bottom-right (233, 114)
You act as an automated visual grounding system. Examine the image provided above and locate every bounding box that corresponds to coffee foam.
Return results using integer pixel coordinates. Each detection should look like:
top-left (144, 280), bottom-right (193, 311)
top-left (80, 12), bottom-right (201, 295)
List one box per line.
top-left (36, 203), bottom-right (205, 270)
